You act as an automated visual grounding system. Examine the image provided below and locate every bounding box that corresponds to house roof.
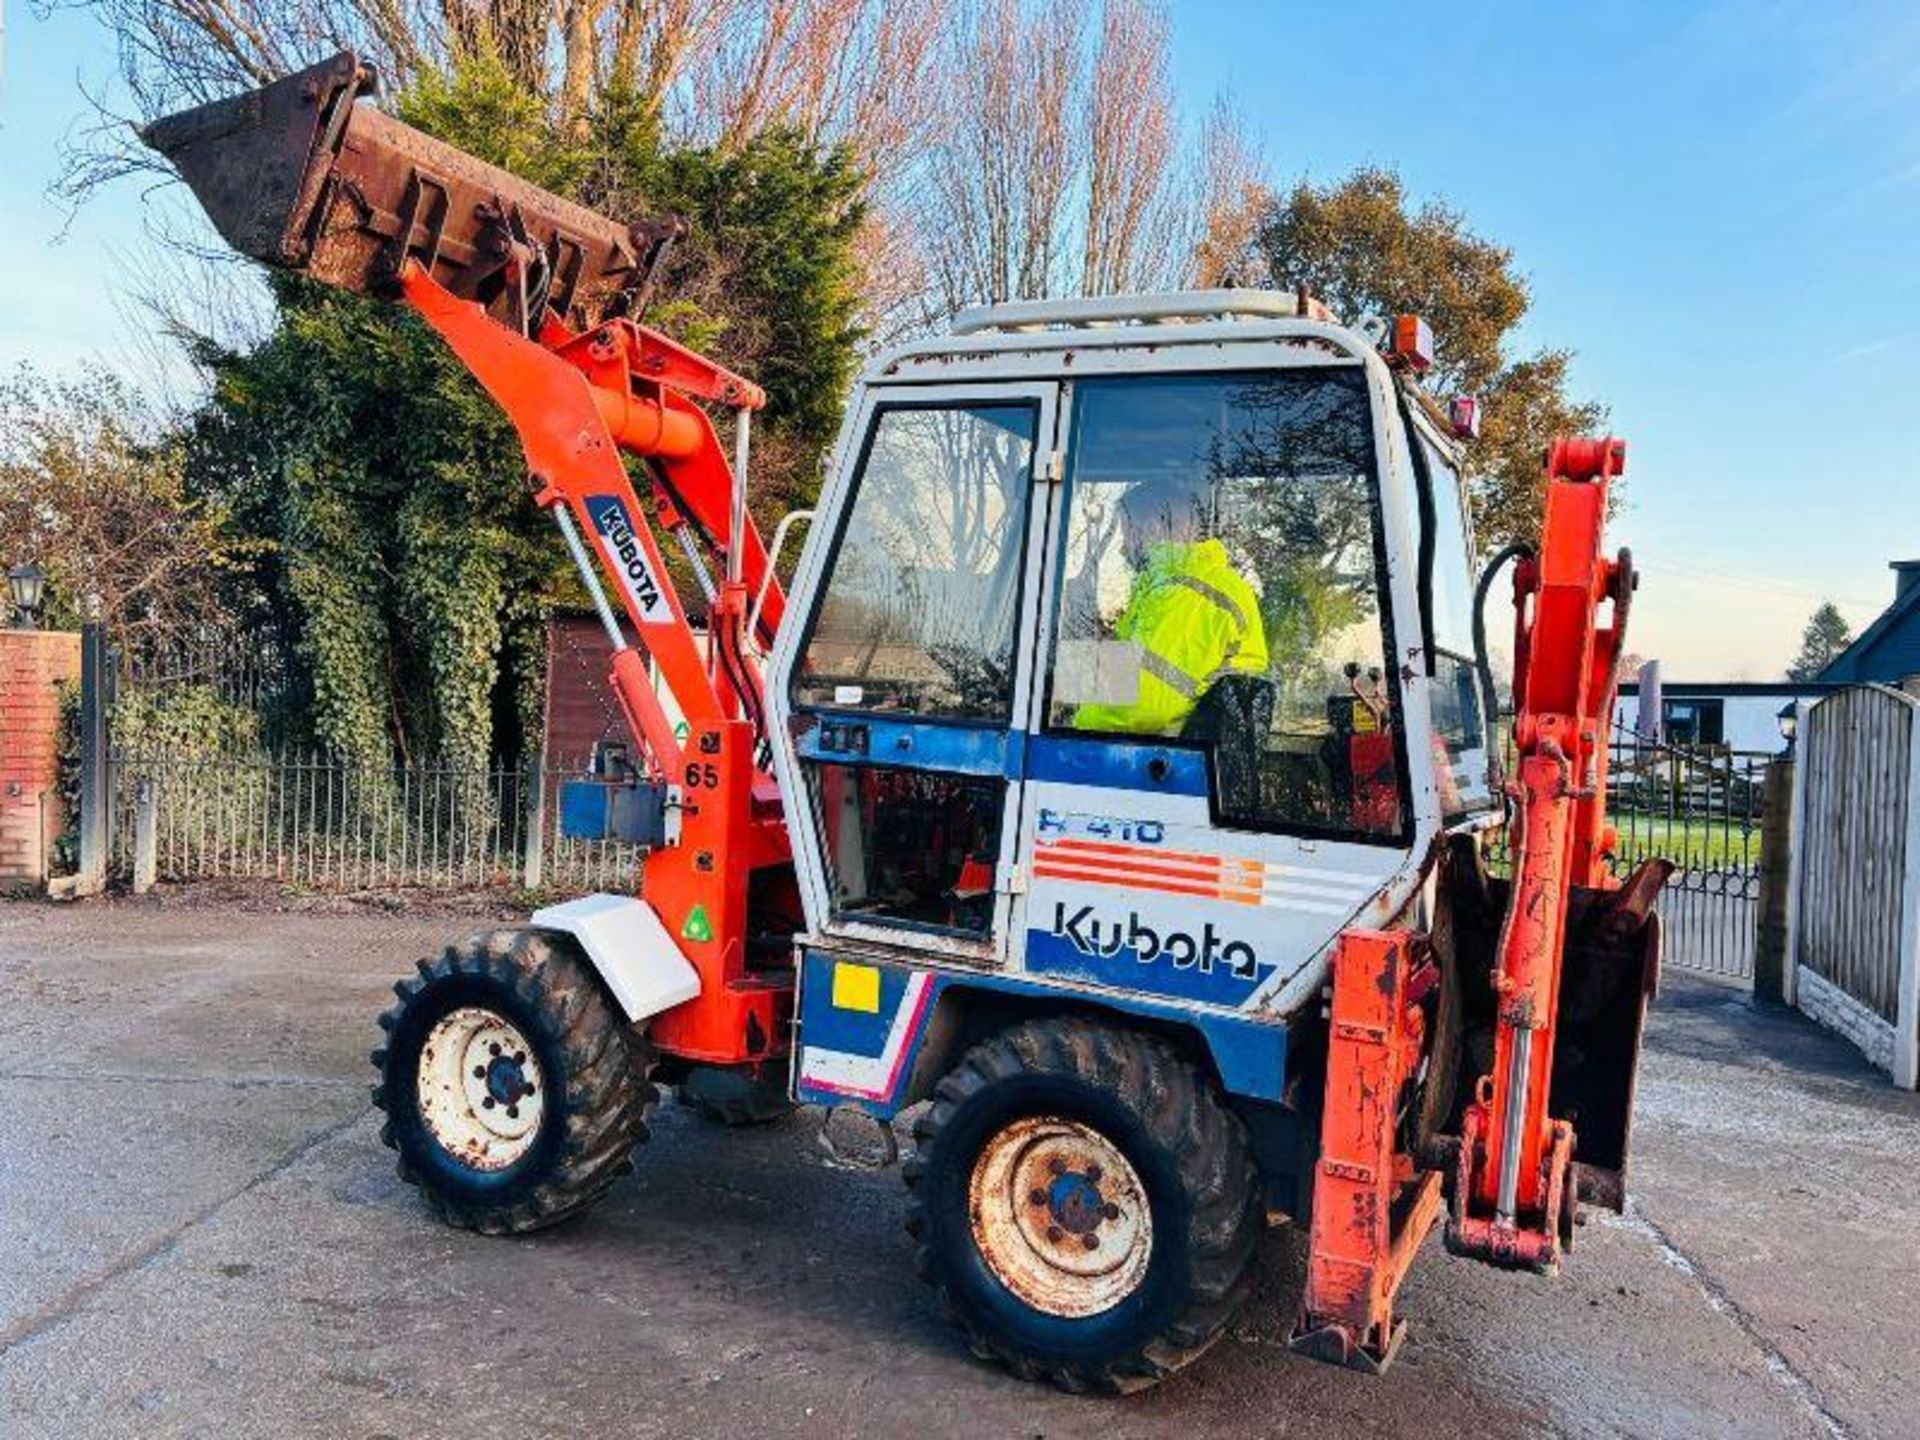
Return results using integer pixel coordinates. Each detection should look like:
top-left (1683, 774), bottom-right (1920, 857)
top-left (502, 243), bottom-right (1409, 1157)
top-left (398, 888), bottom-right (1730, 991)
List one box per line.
top-left (1819, 578), bottom-right (1920, 684)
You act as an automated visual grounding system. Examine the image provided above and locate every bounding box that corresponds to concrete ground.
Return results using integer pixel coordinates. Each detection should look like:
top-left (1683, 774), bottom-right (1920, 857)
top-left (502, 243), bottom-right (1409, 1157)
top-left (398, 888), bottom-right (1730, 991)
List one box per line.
top-left (0, 898), bottom-right (1912, 1439)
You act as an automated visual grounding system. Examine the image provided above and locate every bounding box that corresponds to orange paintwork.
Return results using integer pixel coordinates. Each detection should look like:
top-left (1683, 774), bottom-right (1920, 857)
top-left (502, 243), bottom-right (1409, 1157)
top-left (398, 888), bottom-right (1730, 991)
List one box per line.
top-left (1455, 436), bottom-right (1631, 1270)
top-left (399, 260), bottom-right (794, 1067)
top-left (1292, 928), bottom-right (1444, 1371)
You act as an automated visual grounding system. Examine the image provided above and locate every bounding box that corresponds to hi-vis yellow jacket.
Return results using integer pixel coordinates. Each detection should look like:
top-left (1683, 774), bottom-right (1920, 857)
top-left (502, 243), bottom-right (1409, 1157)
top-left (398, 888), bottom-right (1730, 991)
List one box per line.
top-left (1073, 538), bottom-right (1270, 736)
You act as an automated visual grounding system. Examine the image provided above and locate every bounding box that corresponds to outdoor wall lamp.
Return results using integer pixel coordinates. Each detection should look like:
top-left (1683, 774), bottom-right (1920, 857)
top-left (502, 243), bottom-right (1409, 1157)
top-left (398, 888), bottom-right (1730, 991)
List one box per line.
top-left (1776, 704), bottom-right (1798, 748)
top-left (7, 562), bottom-right (46, 629)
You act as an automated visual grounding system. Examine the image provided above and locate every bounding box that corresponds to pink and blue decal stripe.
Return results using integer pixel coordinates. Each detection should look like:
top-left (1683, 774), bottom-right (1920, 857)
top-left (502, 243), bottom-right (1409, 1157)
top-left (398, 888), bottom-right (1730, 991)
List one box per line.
top-left (795, 956), bottom-right (940, 1111)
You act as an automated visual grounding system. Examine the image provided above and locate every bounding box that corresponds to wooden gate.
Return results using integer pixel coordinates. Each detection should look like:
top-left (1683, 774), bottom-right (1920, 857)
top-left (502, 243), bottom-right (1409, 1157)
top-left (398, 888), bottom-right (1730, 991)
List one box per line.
top-left (1786, 684), bottom-right (1920, 1087)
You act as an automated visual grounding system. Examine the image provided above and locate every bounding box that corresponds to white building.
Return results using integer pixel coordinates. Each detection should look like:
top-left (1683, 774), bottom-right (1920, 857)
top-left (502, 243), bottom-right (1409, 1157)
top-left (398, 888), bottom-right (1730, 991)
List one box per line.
top-left (1613, 681), bottom-right (1840, 753)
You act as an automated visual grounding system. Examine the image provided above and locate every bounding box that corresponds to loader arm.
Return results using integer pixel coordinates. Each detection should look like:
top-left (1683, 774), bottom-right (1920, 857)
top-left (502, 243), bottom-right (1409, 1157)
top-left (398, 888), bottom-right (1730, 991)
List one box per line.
top-left (145, 52), bottom-right (800, 1065)
top-left (142, 50), bottom-right (790, 774)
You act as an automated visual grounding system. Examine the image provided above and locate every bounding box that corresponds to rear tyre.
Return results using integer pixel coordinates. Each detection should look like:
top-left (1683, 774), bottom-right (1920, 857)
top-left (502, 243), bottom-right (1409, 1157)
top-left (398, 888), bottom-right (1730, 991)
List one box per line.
top-left (905, 1019), bottom-right (1262, 1393)
top-left (676, 1064), bottom-right (796, 1126)
top-left (371, 928), bottom-right (655, 1234)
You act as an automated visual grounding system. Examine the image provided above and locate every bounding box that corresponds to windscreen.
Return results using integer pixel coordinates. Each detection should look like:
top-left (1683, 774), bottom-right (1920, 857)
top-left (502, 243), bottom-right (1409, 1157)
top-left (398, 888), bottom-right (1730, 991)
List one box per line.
top-left (1047, 368), bottom-right (1405, 839)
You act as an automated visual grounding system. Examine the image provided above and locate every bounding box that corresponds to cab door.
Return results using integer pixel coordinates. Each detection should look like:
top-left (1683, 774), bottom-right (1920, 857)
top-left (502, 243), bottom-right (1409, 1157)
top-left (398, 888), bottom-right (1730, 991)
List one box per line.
top-left (779, 383), bottom-right (1059, 964)
top-left (1006, 365), bottom-right (1413, 1010)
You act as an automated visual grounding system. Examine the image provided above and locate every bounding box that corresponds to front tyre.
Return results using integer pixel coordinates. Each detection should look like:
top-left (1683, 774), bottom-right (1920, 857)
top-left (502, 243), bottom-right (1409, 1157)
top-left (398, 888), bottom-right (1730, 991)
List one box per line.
top-left (371, 928), bottom-right (656, 1235)
top-left (905, 1019), bottom-right (1262, 1393)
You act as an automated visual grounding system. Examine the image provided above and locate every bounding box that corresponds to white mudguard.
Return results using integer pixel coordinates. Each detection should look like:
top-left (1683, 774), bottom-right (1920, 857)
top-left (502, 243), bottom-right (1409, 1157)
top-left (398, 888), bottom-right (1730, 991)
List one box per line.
top-left (530, 893), bottom-right (701, 1022)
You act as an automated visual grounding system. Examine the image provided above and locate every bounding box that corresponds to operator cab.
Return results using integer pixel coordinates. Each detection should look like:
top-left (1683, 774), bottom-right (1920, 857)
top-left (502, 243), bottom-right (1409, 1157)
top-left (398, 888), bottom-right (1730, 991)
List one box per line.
top-left (767, 291), bottom-right (1494, 1020)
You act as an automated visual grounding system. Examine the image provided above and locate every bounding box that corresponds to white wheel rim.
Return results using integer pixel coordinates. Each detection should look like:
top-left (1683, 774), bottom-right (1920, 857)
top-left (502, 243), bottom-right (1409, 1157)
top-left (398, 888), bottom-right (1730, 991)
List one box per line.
top-left (416, 1007), bottom-right (546, 1171)
top-left (968, 1115), bottom-right (1153, 1318)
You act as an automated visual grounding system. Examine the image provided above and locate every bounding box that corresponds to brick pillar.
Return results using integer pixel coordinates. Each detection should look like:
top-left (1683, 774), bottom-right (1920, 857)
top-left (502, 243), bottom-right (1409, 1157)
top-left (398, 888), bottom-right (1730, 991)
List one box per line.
top-left (0, 630), bottom-right (83, 889)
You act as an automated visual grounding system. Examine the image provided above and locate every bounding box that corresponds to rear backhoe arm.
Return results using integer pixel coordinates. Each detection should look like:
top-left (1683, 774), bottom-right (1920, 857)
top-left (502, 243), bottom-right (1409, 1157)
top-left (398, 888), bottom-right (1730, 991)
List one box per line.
top-left (1294, 437), bottom-right (1669, 1369)
top-left (1450, 436), bottom-right (1638, 1270)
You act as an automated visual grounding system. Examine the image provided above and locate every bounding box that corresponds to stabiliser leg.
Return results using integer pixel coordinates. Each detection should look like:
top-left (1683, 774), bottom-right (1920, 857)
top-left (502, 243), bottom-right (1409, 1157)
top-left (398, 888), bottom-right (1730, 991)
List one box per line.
top-left (1291, 928), bottom-right (1446, 1373)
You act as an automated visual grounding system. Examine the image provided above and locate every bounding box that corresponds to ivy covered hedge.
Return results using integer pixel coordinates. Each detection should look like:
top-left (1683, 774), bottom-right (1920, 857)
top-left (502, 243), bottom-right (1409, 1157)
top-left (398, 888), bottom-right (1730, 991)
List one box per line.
top-left (184, 49), bottom-right (866, 772)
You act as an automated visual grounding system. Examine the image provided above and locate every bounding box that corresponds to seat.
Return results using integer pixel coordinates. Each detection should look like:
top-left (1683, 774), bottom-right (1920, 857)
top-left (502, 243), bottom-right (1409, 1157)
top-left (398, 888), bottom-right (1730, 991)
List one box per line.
top-left (1181, 674), bottom-right (1276, 816)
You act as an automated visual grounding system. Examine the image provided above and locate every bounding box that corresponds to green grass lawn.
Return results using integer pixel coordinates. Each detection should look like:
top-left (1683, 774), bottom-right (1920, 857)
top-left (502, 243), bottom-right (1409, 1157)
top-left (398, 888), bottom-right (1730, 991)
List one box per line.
top-left (1485, 810), bottom-right (1762, 872)
top-left (1607, 813), bottom-right (1761, 868)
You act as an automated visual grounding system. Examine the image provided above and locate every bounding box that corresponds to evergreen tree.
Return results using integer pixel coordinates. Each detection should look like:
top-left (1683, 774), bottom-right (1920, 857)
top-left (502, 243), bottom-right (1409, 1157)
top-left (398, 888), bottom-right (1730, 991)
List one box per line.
top-left (1787, 601), bottom-right (1854, 681)
top-left (185, 50), bottom-right (865, 769)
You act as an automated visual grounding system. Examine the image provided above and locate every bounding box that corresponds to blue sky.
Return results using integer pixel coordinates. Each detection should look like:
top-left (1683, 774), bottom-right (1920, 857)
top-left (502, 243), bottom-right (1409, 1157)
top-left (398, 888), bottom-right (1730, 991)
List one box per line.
top-left (4, 1), bottom-right (1918, 677)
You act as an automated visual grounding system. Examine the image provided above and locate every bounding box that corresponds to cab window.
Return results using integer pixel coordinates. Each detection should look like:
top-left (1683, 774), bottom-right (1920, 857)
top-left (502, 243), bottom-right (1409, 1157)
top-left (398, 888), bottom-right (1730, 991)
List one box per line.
top-left (795, 402), bottom-right (1036, 721)
top-left (1046, 369), bottom-right (1403, 839)
top-left (1413, 427), bottom-right (1495, 820)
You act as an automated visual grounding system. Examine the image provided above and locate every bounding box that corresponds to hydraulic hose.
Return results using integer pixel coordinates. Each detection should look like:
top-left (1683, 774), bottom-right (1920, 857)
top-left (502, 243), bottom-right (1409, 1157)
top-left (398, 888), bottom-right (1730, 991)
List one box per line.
top-left (1473, 541), bottom-right (1535, 790)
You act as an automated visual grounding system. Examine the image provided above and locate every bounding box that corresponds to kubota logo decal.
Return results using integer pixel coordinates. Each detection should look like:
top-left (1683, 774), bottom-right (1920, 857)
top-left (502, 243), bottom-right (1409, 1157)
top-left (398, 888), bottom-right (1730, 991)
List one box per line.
top-left (585, 496), bottom-right (666, 622)
top-left (1049, 901), bottom-right (1267, 980)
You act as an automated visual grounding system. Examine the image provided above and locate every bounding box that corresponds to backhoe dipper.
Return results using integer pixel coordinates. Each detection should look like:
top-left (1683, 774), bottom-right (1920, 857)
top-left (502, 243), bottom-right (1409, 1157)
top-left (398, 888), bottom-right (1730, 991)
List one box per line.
top-left (147, 52), bottom-right (1668, 1390)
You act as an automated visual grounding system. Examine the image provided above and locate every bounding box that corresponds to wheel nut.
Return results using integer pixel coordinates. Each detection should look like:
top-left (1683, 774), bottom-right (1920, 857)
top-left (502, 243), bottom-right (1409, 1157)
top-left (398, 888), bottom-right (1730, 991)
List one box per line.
top-left (506, 1106), bottom-right (519, 1120)
top-left (1047, 1157), bottom-right (1065, 1176)
top-left (482, 1097), bottom-right (496, 1110)
top-left (523, 1084), bottom-right (536, 1097)
top-left (1082, 1234), bottom-right (1099, 1251)
top-left (1046, 1225), bottom-right (1063, 1243)
top-left (513, 1051), bottom-right (526, 1065)
top-left (472, 1066), bottom-right (485, 1079)
top-left (1103, 1202), bottom-right (1120, 1221)
top-left (1086, 1164), bottom-right (1103, 1183)
top-left (1028, 1188), bottom-right (1047, 1207)
top-left (489, 1042), bottom-right (502, 1057)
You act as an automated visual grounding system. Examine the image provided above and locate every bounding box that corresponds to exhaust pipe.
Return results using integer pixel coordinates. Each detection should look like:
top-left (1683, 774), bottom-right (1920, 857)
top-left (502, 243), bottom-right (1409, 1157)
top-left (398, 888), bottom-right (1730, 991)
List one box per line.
top-left (141, 51), bottom-right (680, 331)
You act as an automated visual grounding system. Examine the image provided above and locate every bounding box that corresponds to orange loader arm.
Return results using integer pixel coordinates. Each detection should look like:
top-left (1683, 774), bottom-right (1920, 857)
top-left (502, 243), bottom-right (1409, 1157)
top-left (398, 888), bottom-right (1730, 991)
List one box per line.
top-left (145, 51), bottom-right (800, 1067)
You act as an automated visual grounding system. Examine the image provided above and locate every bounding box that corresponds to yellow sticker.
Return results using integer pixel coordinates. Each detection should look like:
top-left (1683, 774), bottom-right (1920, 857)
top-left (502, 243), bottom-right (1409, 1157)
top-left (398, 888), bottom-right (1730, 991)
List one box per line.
top-left (831, 962), bottom-right (882, 1014)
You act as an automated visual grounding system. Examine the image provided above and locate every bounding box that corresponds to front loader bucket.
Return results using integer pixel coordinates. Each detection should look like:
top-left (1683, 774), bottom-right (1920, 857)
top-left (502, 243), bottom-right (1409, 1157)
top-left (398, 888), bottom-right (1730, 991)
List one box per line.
top-left (142, 51), bottom-right (678, 330)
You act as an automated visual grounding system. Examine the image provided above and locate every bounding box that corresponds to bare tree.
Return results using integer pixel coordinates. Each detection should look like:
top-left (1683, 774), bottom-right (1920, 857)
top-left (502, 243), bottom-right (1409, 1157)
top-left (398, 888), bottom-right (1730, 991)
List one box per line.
top-left (916, 0), bottom-right (1230, 316)
top-left (1080, 0), bottom-right (1184, 296)
top-left (1191, 95), bottom-right (1265, 288)
top-left (63, 0), bottom-right (1267, 349)
top-left (925, 0), bottom-right (1087, 310)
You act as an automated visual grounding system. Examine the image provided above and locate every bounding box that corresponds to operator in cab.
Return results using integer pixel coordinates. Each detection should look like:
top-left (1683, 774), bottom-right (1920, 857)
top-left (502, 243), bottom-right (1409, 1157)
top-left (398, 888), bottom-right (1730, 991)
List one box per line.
top-left (1072, 477), bottom-right (1270, 736)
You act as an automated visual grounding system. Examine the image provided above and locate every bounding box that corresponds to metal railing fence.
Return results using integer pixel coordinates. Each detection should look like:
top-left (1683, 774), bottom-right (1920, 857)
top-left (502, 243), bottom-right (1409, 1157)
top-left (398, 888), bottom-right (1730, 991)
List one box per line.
top-left (1487, 721), bottom-right (1772, 986)
top-left (107, 749), bottom-right (644, 895)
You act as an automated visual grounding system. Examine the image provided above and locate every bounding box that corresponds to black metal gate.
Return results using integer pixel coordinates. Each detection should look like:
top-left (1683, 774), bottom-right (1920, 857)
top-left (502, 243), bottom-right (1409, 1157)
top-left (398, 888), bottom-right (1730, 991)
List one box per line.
top-left (1491, 723), bottom-right (1767, 987)
top-left (1607, 727), bottom-right (1766, 986)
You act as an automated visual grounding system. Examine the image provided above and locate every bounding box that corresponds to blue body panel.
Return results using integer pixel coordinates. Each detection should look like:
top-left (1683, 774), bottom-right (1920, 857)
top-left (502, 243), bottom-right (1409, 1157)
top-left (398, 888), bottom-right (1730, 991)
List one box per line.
top-left (1025, 734), bottom-right (1209, 796)
top-left (794, 715), bottom-right (1021, 779)
top-left (792, 947), bottom-right (1289, 1118)
top-left (557, 778), bottom-right (667, 844)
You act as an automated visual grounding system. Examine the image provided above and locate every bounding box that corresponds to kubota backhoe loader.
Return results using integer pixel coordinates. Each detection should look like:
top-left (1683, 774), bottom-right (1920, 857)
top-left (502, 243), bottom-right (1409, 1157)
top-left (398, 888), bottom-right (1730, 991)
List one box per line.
top-left (145, 53), bottom-right (1668, 1390)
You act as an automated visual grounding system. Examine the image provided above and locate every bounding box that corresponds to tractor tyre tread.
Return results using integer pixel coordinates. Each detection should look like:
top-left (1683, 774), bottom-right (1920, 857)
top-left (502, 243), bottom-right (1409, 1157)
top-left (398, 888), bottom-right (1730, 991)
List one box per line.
top-left (905, 1017), bottom-right (1261, 1395)
top-left (372, 927), bottom-right (656, 1235)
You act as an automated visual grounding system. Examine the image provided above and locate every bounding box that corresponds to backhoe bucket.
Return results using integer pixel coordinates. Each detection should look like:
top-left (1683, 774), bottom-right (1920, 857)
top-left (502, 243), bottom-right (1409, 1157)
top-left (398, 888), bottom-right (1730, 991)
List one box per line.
top-left (1550, 859), bottom-right (1672, 1213)
top-left (142, 52), bottom-right (678, 330)
top-left (1443, 844), bottom-right (1670, 1221)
